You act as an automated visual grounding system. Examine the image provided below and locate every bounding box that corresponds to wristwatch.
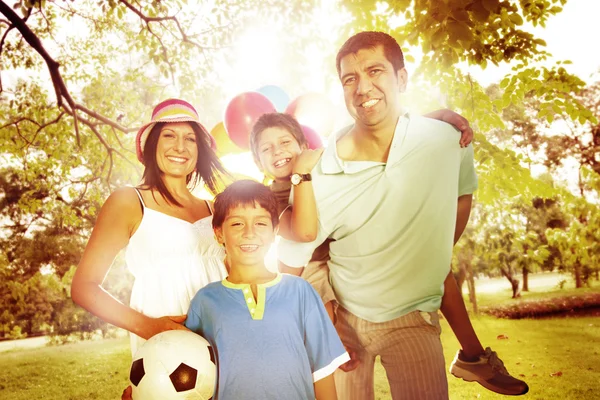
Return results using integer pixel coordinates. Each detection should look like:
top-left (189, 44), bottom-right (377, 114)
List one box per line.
top-left (290, 173), bottom-right (312, 186)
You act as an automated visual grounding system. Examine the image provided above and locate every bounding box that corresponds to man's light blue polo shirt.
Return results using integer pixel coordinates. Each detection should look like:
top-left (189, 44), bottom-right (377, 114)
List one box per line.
top-left (278, 114), bottom-right (478, 323)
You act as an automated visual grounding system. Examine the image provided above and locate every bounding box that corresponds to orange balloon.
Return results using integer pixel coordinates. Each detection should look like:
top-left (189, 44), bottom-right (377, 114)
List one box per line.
top-left (285, 92), bottom-right (335, 137)
top-left (210, 122), bottom-right (245, 157)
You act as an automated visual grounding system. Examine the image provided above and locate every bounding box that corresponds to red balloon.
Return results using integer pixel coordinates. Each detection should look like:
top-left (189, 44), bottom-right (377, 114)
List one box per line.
top-left (285, 92), bottom-right (335, 137)
top-left (224, 92), bottom-right (275, 150)
top-left (300, 125), bottom-right (323, 150)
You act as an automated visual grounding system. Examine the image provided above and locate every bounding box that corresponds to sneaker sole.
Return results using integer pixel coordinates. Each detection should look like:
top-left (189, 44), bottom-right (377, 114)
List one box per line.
top-left (450, 366), bottom-right (529, 396)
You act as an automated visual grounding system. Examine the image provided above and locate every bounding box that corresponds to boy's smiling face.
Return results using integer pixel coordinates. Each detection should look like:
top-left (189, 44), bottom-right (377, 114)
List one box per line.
top-left (256, 127), bottom-right (307, 181)
top-left (214, 202), bottom-right (276, 267)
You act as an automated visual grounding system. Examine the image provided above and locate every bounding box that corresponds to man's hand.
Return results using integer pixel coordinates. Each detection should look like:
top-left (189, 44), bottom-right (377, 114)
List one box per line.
top-left (293, 148), bottom-right (324, 174)
top-left (423, 109), bottom-right (473, 148)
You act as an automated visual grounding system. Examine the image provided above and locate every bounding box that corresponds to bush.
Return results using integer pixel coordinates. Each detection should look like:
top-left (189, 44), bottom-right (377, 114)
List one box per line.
top-left (481, 292), bottom-right (600, 319)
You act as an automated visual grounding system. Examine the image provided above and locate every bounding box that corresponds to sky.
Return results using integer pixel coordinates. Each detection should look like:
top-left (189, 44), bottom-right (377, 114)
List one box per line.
top-left (466, 0), bottom-right (600, 86)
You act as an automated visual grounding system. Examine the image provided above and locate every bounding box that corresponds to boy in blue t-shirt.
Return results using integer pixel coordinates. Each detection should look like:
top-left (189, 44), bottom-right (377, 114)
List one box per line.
top-left (185, 180), bottom-right (349, 400)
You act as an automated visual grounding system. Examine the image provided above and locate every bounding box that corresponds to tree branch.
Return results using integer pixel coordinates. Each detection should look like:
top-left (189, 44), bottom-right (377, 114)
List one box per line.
top-left (145, 22), bottom-right (176, 85)
top-left (118, 0), bottom-right (221, 51)
top-left (0, 21), bottom-right (15, 93)
top-left (0, 0), bottom-right (136, 152)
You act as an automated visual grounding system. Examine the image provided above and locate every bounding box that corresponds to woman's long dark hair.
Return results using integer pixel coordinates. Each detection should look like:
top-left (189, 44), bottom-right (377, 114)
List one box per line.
top-left (140, 122), bottom-right (231, 206)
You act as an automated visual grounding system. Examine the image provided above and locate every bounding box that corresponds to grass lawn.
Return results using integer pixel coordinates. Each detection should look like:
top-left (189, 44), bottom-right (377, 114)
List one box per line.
top-left (1, 315), bottom-right (598, 400)
top-left (468, 272), bottom-right (600, 309)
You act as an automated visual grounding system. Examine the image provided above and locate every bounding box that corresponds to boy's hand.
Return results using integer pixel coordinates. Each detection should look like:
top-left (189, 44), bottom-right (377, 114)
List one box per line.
top-left (423, 109), bottom-right (473, 148)
top-left (121, 385), bottom-right (132, 400)
top-left (339, 347), bottom-right (361, 372)
top-left (293, 148), bottom-right (324, 174)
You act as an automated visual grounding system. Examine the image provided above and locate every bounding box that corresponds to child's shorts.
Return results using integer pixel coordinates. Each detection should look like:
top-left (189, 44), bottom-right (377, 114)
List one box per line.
top-left (301, 260), bottom-right (337, 308)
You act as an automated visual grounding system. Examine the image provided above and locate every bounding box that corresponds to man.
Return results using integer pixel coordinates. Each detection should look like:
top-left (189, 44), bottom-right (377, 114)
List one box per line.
top-left (278, 31), bottom-right (528, 399)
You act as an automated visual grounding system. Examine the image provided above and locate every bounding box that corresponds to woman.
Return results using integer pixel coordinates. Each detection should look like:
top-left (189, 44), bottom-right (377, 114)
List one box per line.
top-left (72, 98), bottom-right (229, 355)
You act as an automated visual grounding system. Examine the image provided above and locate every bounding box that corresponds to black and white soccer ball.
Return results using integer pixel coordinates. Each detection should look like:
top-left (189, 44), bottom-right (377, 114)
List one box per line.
top-left (130, 330), bottom-right (217, 400)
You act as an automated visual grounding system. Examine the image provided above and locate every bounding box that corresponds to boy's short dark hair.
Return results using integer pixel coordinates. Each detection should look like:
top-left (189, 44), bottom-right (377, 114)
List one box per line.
top-left (212, 180), bottom-right (279, 229)
top-left (336, 31), bottom-right (405, 77)
top-left (249, 113), bottom-right (308, 168)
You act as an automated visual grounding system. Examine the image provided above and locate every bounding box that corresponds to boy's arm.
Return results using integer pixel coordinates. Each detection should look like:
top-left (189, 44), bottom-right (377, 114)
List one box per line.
top-left (454, 194), bottom-right (473, 245)
top-left (285, 148), bottom-right (324, 242)
top-left (279, 207), bottom-right (315, 242)
top-left (278, 260), bottom-right (304, 277)
top-left (423, 109), bottom-right (473, 147)
top-left (303, 282), bottom-right (350, 391)
top-left (184, 300), bottom-right (203, 333)
top-left (314, 374), bottom-right (337, 400)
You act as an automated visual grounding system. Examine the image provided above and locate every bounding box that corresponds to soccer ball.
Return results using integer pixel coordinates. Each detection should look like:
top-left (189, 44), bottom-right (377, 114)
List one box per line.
top-left (130, 330), bottom-right (217, 400)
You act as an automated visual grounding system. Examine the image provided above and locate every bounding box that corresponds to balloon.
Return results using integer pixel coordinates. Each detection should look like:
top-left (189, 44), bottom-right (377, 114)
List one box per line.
top-left (210, 122), bottom-right (244, 157)
top-left (300, 125), bottom-right (323, 150)
top-left (224, 92), bottom-right (276, 150)
top-left (256, 85), bottom-right (290, 112)
top-left (285, 92), bottom-right (335, 137)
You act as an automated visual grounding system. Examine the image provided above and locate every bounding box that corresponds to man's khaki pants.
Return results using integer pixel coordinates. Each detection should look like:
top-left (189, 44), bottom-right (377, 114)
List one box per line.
top-left (334, 307), bottom-right (448, 400)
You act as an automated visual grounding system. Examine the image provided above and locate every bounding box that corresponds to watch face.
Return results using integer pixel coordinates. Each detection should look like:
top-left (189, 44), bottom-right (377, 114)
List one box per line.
top-left (291, 174), bottom-right (300, 185)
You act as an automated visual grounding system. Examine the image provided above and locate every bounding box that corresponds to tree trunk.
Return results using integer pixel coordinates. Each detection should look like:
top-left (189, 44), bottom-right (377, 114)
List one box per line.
top-left (465, 261), bottom-right (478, 314)
top-left (522, 267), bottom-right (529, 291)
top-left (454, 263), bottom-right (467, 292)
top-left (595, 269), bottom-right (599, 281)
top-left (574, 260), bottom-right (583, 288)
top-left (500, 266), bottom-right (521, 298)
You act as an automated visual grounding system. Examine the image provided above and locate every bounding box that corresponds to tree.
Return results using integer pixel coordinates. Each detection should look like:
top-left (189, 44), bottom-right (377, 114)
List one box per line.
top-left (547, 199), bottom-right (600, 288)
top-left (516, 197), bottom-right (566, 290)
top-left (1, 0), bottom-right (597, 333)
top-left (542, 80), bottom-right (600, 197)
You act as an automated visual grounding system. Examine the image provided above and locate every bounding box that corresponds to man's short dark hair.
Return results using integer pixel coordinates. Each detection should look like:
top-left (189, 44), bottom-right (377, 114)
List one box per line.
top-left (336, 31), bottom-right (405, 77)
top-left (212, 180), bottom-right (279, 229)
top-left (249, 113), bottom-right (308, 168)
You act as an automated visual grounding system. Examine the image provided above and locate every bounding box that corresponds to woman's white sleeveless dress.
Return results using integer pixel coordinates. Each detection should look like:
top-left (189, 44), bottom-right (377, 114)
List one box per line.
top-left (125, 189), bottom-right (227, 356)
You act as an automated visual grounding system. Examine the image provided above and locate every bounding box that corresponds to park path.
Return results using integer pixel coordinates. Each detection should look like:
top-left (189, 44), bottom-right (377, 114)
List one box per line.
top-left (0, 336), bottom-right (49, 353)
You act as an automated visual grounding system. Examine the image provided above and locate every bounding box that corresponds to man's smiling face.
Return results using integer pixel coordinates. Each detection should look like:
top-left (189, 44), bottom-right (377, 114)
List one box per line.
top-left (339, 45), bottom-right (407, 131)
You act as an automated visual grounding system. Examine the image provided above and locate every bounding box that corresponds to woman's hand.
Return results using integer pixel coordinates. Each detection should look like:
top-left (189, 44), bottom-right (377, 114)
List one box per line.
top-left (142, 315), bottom-right (190, 340)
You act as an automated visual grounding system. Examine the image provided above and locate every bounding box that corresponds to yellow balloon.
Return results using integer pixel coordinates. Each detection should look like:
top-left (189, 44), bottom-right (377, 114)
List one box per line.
top-left (210, 122), bottom-right (245, 157)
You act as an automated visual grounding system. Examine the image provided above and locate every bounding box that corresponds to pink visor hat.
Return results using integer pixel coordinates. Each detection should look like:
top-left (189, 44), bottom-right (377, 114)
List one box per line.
top-left (135, 98), bottom-right (216, 163)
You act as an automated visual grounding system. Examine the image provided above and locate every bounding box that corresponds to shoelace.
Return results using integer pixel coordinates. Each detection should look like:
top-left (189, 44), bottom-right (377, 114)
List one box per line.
top-left (486, 348), bottom-right (509, 375)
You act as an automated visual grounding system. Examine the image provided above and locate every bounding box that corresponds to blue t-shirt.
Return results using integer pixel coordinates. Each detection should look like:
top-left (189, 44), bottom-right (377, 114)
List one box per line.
top-left (186, 273), bottom-right (349, 400)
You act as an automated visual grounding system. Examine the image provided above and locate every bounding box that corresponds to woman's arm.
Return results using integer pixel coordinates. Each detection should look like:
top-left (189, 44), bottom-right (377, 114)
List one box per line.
top-left (71, 188), bottom-right (188, 340)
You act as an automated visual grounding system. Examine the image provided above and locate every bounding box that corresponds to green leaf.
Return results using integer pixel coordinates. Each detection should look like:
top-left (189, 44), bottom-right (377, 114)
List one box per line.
top-left (481, 0), bottom-right (500, 13)
top-left (431, 28), bottom-right (446, 47)
top-left (447, 20), bottom-right (473, 44)
top-left (469, 1), bottom-right (490, 22)
top-left (451, 8), bottom-right (470, 22)
top-left (509, 13), bottom-right (524, 25)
